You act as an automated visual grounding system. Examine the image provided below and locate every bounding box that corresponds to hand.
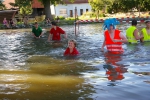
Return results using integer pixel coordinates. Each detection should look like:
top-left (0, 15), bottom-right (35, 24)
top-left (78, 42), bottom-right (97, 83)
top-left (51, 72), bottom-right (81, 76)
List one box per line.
top-left (64, 35), bottom-right (67, 39)
top-left (101, 48), bottom-right (104, 52)
top-left (36, 36), bottom-right (40, 39)
top-left (47, 40), bottom-right (51, 42)
top-left (140, 35), bottom-right (143, 39)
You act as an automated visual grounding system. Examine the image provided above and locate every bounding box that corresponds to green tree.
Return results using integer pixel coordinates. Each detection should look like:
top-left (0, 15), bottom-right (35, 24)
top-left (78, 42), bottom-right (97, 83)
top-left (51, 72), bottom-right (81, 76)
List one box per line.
top-left (9, 2), bottom-right (18, 9)
top-left (19, 5), bottom-right (33, 17)
top-left (15, 0), bottom-right (33, 17)
top-left (88, 0), bottom-right (114, 18)
top-left (109, 0), bottom-right (150, 16)
top-left (15, 0), bottom-right (32, 7)
top-left (0, 0), bottom-right (5, 10)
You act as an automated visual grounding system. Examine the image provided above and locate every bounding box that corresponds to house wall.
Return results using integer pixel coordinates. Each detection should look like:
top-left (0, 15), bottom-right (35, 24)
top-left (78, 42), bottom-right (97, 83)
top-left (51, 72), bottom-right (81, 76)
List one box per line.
top-left (54, 3), bottom-right (91, 17)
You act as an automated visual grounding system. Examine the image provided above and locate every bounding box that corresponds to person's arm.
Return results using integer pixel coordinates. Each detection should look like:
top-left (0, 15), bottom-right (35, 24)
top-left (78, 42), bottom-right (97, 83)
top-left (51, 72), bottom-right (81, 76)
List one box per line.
top-left (133, 29), bottom-right (143, 40)
top-left (32, 32), bottom-right (38, 38)
top-left (101, 32), bottom-right (106, 52)
top-left (39, 27), bottom-right (44, 38)
top-left (32, 32), bottom-right (36, 38)
top-left (113, 33), bottom-right (128, 43)
top-left (47, 34), bottom-right (52, 41)
top-left (32, 28), bottom-right (38, 38)
top-left (63, 32), bottom-right (67, 39)
top-left (140, 31), bottom-right (144, 42)
top-left (59, 27), bottom-right (67, 39)
top-left (47, 28), bottom-right (52, 42)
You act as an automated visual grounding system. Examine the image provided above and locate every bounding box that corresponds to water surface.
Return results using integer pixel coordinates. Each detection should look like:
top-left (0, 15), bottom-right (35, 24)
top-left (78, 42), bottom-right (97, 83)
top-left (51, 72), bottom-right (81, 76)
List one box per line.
top-left (0, 23), bottom-right (150, 100)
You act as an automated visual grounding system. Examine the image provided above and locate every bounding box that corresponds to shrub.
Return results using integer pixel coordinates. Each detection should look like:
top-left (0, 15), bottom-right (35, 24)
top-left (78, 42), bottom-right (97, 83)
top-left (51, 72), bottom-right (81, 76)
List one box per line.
top-left (55, 16), bottom-right (65, 20)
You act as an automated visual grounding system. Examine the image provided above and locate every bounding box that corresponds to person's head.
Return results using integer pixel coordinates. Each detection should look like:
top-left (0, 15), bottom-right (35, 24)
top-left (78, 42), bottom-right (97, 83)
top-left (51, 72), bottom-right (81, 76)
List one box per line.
top-left (109, 24), bottom-right (114, 30)
top-left (34, 22), bottom-right (38, 28)
top-left (103, 18), bottom-right (119, 30)
top-left (131, 19), bottom-right (137, 26)
top-left (68, 39), bottom-right (77, 49)
top-left (51, 21), bottom-right (57, 27)
top-left (145, 20), bottom-right (150, 28)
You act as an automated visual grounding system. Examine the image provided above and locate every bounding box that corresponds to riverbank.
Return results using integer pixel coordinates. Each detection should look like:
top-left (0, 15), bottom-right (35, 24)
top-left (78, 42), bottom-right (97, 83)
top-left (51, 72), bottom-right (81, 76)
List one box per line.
top-left (0, 11), bottom-right (150, 30)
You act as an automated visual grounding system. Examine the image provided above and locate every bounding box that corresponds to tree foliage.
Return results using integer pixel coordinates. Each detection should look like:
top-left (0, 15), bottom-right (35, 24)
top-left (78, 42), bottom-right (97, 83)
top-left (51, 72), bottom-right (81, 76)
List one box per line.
top-left (0, 0), bottom-right (5, 10)
top-left (19, 5), bottom-right (33, 17)
top-left (89, 0), bottom-right (150, 16)
top-left (15, 0), bottom-right (32, 8)
top-left (88, 0), bottom-right (114, 11)
top-left (108, 0), bottom-right (150, 13)
top-left (88, 0), bottom-right (114, 18)
top-left (9, 0), bottom-right (33, 17)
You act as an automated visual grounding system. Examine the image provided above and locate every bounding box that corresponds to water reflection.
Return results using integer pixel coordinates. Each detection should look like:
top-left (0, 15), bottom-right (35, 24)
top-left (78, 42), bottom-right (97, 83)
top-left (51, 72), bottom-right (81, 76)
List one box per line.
top-left (103, 52), bottom-right (128, 83)
top-left (0, 55), bottom-right (98, 100)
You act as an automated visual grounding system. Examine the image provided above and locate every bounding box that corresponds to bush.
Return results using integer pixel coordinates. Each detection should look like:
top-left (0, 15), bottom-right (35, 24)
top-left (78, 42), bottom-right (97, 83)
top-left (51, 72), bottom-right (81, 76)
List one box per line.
top-left (79, 11), bottom-right (105, 19)
top-left (55, 16), bottom-right (65, 20)
top-left (66, 17), bottom-right (77, 20)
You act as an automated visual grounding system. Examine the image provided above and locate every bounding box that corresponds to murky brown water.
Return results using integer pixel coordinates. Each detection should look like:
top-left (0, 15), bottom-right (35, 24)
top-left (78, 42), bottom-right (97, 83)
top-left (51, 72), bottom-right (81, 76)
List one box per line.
top-left (0, 23), bottom-right (150, 100)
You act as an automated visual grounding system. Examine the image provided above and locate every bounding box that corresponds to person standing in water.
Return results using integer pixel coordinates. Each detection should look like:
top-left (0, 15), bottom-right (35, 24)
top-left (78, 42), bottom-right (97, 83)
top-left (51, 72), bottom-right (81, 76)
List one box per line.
top-left (47, 21), bottom-right (67, 42)
top-left (32, 22), bottom-right (43, 38)
top-left (101, 18), bottom-right (128, 54)
top-left (140, 20), bottom-right (150, 42)
top-left (126, 19), bottom-right (143, 43)
top-left (3, 17), bottom-right (9, 28)
top-left (64, 39), bottom-right (79, 56)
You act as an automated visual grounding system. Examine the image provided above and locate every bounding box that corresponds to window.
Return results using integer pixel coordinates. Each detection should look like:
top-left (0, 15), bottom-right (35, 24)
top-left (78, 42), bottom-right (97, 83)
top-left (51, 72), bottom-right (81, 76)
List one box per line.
top-left (59, 9), bottom-right (67, 14)
top-left (86, 9), bottom-right (88, 12)
top-left (80, 9), bottom-right (83, 15)
top-left (70, 10), bottom-right (73, 17)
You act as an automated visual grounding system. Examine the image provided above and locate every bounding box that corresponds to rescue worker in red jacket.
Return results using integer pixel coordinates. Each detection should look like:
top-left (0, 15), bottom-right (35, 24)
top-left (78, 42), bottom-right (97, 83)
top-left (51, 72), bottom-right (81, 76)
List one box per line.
top-left (101, 18), bottom-right (128, 54)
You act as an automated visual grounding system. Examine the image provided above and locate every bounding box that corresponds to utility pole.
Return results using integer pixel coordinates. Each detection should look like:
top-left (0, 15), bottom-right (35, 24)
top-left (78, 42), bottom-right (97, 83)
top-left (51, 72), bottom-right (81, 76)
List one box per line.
top-left (74, 7), bottom-right (77, 36)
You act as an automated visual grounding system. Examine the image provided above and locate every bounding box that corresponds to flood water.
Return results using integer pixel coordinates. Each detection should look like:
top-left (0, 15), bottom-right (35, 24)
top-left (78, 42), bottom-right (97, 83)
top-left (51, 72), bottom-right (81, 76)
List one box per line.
top-left (0, 23), bottom-right (150, 100)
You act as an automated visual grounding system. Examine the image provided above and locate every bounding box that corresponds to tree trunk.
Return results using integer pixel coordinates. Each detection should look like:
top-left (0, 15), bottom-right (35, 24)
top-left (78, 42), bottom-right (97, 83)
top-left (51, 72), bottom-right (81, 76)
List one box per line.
top-left (43, 0), bottom-right (53, 20)
top-left (139, 10), bottom-right (140, 18)
top-left (138, 5), bottom-right (140, 17)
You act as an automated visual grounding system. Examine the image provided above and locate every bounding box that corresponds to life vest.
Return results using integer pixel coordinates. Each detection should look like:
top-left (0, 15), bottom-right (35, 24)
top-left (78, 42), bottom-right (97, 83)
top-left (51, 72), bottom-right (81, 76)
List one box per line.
top-left (105, 30), bottom-right (123, 54)
top-left (107, 73), bottom-right (124, 80)
top-left (105, 67), bottom-right (125, 81)
top-left (141, 28), bottom-right (150, 41)
top-left (126, 26), bottom-right (137, 43)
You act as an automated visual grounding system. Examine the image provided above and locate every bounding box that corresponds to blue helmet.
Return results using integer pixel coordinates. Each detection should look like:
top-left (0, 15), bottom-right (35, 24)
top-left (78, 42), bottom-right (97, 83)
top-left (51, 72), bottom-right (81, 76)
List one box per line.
top-left (103, 18), bottom-right (120, 30)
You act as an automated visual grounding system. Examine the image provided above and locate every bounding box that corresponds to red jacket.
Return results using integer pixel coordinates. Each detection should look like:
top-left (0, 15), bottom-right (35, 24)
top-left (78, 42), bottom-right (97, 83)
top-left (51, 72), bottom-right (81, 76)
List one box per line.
top-left (64, 47), bottom-right (79, 55)
top-left (105, 30), bottom-right (123, 54)
top-left (50, 26), bottom-right (65, 41)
